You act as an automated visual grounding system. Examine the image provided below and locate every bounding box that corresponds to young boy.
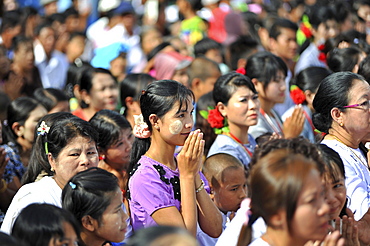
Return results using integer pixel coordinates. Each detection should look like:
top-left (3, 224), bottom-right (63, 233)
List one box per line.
top-left (197, 153), bottom-right (248, 246)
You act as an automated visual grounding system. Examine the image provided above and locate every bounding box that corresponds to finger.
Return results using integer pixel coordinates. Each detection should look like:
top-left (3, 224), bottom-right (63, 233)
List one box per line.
top-left (342, 216), bottom-right (348, 237)
top-left (186, 129), bottom-right (200, 156)
top-left (181, 130), bottom-right (196, 154)
top-left (334, 218), bottom-right (340, 231)
top-left (192, 131), bottom-right (203, 157)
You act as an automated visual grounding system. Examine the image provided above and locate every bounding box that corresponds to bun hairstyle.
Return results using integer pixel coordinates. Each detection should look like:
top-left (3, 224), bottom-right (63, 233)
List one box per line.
top-left (312, 72), bottom-right (365, 133)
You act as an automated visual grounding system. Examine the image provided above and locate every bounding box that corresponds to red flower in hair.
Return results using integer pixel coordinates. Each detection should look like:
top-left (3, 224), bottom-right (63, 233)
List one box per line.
top-left (318, 52), bottom-right (326, 63)
top-left (290, 85), bottom-right (306, 105)
top-left (318, 44), bottom-right (325, 51)
top-left (300, 24), bottom-right (312, 38)
top-left (207, 109), bottom-right (224, 129)
top-left (236, 67), bottom-right (246, 75)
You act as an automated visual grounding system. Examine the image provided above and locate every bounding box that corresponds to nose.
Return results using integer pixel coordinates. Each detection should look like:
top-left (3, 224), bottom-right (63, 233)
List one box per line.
top-left (249, 98), bottom-right (258, 110)
top-left (318, 199), bottom-right (330, 218)
top-left (239, 186), bottom-right (248, 200)
top-left (324, 186), bottom-right (336, 206)
top-left (80, 153), bottom-right (91, 167)
top-left (184, 115), bottom-right (194, 129)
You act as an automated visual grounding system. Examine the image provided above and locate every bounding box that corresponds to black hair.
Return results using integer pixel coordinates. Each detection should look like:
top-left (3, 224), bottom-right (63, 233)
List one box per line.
top-left (147, 42), bottom-right (171, 61)
top-left (62, 167), bottom-right (119, 226)
top-left (11, 35), bottom-right (33, 52)
top-left (269, 18), bottom-right (298, 40)
top-left (227, 35), bottom-right (258, 70)
top-left (22, 113), bottom-right (98, 185)
top-left (65, 61), bottom-right (92, 99)
top-left (290, 67), bottom-right (332, 104)
top-left (68, 31), bottom-right (86, 42)
top-left (79, 67), bottom-right (116, 93)
top-left (195, 91), bottom-right (217, 157)
top-left (327, 47), bottom-right (364, 72)
top-left (245, 51), bottom-right (287, 90)
top-left (312, 72), bottom-right (365, 133)
top-left (0, 10), bottom-right (21, 33)
top-left (127, 80), bottom-right (194, 182)
top-left (119, 73), bottom-right (155, 113)
top-left (126, 225), bottom-right (194, 246)
top-left (308, 6), bottom-right (337, 30)
top-left (11, 203), bottom-right (80, 246)
top-left (194, 38), bottom-right (222, 57)
top-left (317, 144), bottom-right (345, 180)
top-left (358, 54), bottom-right (370, 82)
top-left (34, 22), bottom-right (53, 37)
top-left (89, 109), bottom-right (131, 151)
top-left (2, 97), bottom-right (41, 147)
top-left (78, 67), bottom-right (117, 106)
top-left (0, 232), bottom-right (25, 246)
top-left (213, 72), bottom-right (257, 106)
top-left (33, 88), bottom-right (69, 112)
top-left (19, 6), bottom-right (39, 35)
top-left (185, 0), bottom-right (203, 11)
top-left (63, 7), bottom-right (79, 19)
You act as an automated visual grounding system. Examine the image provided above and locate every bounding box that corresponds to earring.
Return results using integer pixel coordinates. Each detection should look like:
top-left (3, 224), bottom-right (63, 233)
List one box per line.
top-left (155, 126), bottom-right (160, 130)
top-left (99, 155), bottom-right (105, 160)
top-left (51, 167), bottom-right (54, 172)
top-left (340, 122), bottom-right (344, 127)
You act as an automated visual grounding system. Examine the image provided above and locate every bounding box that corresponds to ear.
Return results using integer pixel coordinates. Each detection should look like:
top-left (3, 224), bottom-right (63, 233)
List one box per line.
top-left (73, 84), bottom-right (81, 100)
top-left (330, 107), bottom-right (344, 126)
top-left (80, 90), bottom-right (90, 105)
top-left (209, 187), bottom-right (215, 200)
top-left (251, 78), bottom-right (259, 87)
top-left (12, 122), bottom-right (24, 138)
top-left (48, 153), bottom-right (56, 171)
top-left (191, 78), bottom-right (202, 90)
top-left (81, 215), bottom-right (98, 232)
top-left (148, 114), bottom-right (160, 130)
top-left (217, 101), bottom-right (227, 118)
top-left (269, 37), bottom-right (277, 52)
top-left (97, 146), bottom-right (107, 157)
top-left (269, 209), bottom-right (286, 229)
top-left (125, 97), bottom-right (140, 114)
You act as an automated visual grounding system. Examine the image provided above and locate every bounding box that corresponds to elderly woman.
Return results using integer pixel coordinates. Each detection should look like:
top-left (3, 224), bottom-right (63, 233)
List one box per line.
top-left (313, 71), bottom-right (370, 245)
top-left (1, 113), bottom-right (99, 233)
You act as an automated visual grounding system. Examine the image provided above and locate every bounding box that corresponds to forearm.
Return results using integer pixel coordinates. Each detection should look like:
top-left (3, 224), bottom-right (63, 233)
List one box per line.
top-left (180, 176), bottom-right (198, 237)
top-left (195, 175), bottom-right (223, 238)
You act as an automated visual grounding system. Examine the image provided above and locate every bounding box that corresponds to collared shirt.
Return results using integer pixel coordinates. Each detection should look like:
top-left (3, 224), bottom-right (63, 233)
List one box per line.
top-left (34, 41), bottom-right (69, 89)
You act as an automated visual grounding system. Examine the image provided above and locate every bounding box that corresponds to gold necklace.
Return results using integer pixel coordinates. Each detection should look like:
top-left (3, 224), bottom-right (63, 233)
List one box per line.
top-left (330, 135), bottom-right (369, 170)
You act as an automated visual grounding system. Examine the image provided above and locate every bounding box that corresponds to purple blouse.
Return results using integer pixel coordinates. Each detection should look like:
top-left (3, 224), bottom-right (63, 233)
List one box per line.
top-left (129, 155), bottom-right (208, 231)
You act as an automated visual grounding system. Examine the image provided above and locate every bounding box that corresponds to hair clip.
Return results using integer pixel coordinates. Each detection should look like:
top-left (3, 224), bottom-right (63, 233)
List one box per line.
top-left (69, 182), bottom-right (77, 190)
top-left (37, 121), bottom-right (50, 136)
top-left (141, 90), bottom-right (146, 95)
top-left (3, 120), bottom-right (8, 126)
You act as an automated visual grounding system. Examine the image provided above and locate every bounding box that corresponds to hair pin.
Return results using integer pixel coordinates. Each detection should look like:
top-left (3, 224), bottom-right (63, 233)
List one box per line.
top-left (37, 121), bottom-right (50, 136)
top-left (141, 89), bottom-right (146, 95)
top-left (69, 182), bottom-right (77, 189)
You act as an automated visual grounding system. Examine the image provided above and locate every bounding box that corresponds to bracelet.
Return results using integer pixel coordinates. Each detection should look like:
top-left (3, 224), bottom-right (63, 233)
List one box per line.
top-left (195, 179), bottom-right (205, 193)
top-left (0, 179), bottom-right (7, 193)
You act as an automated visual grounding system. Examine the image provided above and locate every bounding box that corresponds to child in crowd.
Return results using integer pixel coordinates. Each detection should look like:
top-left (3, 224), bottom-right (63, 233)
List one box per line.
top-left (127, 80), bottom-right (222, 237)
top-left (246, 51), bottom-right (304, 140)
top-left (62, 167), bottom-right (129, 246)
top-left (198, 153), bottom-right (247, 246)
top-left (89, 109), bottom-right (134, 192)
top-left (207, 72), bottom-right (258, 167)
top-left (282, 67), bottom-right (332, 143)
top-left (11, 203), bottom-right (80, 246)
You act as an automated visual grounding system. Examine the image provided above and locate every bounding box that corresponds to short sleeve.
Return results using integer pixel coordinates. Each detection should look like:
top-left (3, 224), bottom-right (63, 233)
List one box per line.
top-left (129, 166), bottom-right (178, 216)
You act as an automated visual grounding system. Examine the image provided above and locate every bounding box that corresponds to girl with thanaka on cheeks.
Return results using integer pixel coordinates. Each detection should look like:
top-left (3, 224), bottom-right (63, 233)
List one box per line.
top-left (207, 72), bottom-right (259, 167)
top-left (1, 115), bottom-right (99, 233)
top-left (127, 80), bottom-right (223, 237)
top-left (241, 149), bottom-right (344, 246)
top-left (245, 51), bottom-right (305, 140)
top-left (62, 168), bottom-right (128, 246)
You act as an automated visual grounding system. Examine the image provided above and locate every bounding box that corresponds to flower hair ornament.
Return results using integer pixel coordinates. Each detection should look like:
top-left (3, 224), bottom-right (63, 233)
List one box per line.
top-left (290, 85), bottom-right (306, 105)
top-left (235, 67), bottom-right (246, 75)
top-left (133, 114), bottom-right (152, 139)
top-left (200, 107), bottom-right (229, 134)
top-left (37, 121), bottom-right (50, 136)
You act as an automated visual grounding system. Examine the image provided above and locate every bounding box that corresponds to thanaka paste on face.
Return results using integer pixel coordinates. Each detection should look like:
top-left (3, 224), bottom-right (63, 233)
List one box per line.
top-left (169, 120), bottom-right (183, 134)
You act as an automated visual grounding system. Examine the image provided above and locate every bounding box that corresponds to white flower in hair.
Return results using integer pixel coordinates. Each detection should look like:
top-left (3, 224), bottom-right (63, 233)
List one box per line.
top-left (133, 114), bottom-right (151, 139)
top-left (37, 121), bottom-right (50, 136)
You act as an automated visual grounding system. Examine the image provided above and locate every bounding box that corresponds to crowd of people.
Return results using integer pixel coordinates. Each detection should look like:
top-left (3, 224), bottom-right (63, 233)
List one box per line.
top-left (1, 0), bottom-right (370, 245)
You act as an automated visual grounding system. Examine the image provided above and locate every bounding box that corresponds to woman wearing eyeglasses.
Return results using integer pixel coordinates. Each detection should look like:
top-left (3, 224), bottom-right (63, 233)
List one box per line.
top-left (313, 71), bottom-right (370, 245)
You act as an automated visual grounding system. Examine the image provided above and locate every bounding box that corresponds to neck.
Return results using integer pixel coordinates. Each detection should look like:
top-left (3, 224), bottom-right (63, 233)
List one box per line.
top-left (227, 124), bottom-right (249, 144)
top-left (81, 231), bottom-right (104, 246)
top-left (98, 161), bottom-right (127, 190)
top-left (259, 98), bottom-right (275, 116)
top-left (81, 107), bottom-right (98, 121)
top-left (146, 133), bottom-right (177, 170)
top-left (327, 127), bottom-right (361, 149)
top-left (264, 227), bottom-right (306, 246)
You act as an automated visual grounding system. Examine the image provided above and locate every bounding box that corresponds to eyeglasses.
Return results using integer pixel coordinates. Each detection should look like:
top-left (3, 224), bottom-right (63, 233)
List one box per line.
top-left (342, 100), bottom-right (370, 111)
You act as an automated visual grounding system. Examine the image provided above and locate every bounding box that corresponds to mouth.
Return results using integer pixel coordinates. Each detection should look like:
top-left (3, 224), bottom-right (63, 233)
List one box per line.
top-left (181, 132), bottom-right (191, 136)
